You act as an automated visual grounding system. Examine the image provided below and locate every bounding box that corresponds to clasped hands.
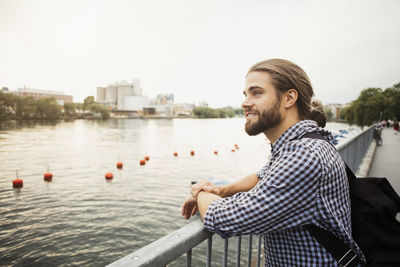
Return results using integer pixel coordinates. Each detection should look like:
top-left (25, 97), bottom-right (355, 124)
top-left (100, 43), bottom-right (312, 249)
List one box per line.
top-left (181, 179), bottom-right (221, 219)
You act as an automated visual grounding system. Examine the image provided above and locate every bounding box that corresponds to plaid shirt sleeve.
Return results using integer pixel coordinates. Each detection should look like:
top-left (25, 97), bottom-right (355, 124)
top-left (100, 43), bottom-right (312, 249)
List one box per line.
top-left (203, 144), bottom-right (322, 238)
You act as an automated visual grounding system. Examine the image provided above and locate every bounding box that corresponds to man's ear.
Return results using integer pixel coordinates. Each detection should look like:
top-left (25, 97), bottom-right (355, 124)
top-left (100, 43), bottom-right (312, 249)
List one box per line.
top-left (284, 89), bottom-right (298, 108)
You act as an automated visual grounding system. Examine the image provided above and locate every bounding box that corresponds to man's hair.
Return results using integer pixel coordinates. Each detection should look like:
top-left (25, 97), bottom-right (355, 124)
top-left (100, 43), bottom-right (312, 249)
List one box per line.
top-left (247, 58), bottom-right (326, 127)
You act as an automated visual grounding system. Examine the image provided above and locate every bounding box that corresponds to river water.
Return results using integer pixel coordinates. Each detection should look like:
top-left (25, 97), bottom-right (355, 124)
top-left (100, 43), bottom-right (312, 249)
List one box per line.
top-left (0, 118), bottom-right (360, 266)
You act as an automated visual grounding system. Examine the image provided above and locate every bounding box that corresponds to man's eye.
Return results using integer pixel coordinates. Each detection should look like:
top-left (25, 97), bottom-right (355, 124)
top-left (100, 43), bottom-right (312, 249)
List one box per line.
top-left (254, 91), bottom-right (262, 95)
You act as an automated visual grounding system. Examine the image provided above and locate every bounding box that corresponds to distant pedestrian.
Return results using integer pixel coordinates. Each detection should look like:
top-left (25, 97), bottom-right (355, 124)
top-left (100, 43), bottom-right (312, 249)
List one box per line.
top-left (394, 120), bottom-right (399, 132)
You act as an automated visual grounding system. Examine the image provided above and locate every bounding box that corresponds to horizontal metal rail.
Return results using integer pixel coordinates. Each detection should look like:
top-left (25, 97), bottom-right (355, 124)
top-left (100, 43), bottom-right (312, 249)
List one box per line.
top-left (107, 220), bottom-right (211, 267)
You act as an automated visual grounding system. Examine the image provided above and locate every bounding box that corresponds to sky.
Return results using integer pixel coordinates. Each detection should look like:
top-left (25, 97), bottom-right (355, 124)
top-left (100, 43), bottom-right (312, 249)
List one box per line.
top-left (1, 0), bottom-right (399, 108)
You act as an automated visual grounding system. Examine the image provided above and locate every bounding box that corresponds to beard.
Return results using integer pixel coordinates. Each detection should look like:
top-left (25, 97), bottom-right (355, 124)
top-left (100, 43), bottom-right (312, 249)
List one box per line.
top-left (245, 101), bottom-right (282, 136)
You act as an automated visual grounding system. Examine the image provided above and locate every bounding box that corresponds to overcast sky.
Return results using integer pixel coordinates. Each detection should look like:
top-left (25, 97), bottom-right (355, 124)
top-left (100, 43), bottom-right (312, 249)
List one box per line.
top-left (1, 0), bottom-right (399, 107)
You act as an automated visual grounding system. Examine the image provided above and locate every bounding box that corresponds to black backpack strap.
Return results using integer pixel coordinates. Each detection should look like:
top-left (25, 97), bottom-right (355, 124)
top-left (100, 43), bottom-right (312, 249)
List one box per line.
top-left (302, 132), bottom-right (365, 267)
top-left (302, 133), bottom-right (357, 182)
top-left (304, 225), bottom-right (362, 267)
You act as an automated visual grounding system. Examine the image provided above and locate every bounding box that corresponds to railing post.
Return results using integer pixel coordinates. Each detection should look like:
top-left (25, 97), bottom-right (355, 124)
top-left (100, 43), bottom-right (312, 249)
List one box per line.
top-left (236, 236), bottom-right (242, 267)
top-left (186, 249), bottom-right (192, 267)
top-left (247, 234), bottom-right (253, 267)
top-left (222, 238), bottom-right (228, 267)
top-left (257, 235), bottom-right (262, 267)
top-left (206, 236), bottom-right (212, 267)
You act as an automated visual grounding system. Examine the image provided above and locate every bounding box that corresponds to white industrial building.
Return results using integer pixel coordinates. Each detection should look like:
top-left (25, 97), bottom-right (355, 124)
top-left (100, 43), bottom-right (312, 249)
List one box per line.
top-left (124, 96), bottom-right (149, 111)
top-left (96, 79), bottom-right (147, 111)
top-left (96, 80), bottom-right (176, 116)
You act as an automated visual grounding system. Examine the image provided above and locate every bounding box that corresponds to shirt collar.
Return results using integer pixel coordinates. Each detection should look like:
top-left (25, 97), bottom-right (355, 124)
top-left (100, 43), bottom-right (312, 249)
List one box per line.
top-left (270, 120), bottom-right (335, 156)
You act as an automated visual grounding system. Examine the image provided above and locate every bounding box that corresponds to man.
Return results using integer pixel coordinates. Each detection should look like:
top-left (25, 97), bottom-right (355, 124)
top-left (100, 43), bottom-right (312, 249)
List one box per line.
top-left (181, 59), bottom-right (364, 266)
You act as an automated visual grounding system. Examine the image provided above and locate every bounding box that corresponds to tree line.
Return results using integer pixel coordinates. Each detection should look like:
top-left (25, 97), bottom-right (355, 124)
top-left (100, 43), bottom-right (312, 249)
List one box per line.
top-left (192, 80), bottom-right (400, 127)
top-left (340, 82), bottom-right (400, 127)
top-left (192, 106), bottom-right (243, 118)
top-left (0, 92), bottom-right (110, 121)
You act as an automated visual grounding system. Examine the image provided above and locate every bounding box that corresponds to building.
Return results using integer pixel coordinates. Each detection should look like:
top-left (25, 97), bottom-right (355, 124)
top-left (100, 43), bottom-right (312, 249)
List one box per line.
top-left (325, 103), bottom-right (345, 120)
top-left (96, 80), bottom-right (176, 117)
top-left (152, 94), bottom-right (174, 116)
top-left (96, 79), bottom-right (144, 111)
top-left (124, 96), bottom-right (150, 111)
top-left (10, 86), bottom-right (73, 105)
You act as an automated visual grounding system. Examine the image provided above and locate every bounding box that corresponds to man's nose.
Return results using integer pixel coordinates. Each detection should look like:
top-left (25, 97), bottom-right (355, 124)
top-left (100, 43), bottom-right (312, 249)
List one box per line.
top-left (242, 97), bottom-right (252, 109)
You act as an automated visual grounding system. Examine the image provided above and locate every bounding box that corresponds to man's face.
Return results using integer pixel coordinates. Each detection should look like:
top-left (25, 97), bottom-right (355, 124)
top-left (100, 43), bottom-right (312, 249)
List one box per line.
top-left (242, 71), bottom-right (282, 136)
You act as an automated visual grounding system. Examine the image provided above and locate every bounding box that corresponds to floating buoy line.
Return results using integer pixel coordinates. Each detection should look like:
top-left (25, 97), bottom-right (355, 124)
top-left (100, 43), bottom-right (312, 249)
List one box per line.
top-left (12, 144), bottom-right (243, 187)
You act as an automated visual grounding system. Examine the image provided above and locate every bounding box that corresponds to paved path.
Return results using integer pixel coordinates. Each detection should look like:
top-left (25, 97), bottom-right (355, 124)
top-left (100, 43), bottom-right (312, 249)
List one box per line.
top-left (368, 128), bottom-right (400, 194)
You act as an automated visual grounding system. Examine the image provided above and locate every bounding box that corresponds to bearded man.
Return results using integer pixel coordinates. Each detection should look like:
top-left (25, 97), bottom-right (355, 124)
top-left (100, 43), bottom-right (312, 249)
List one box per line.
top-left (181, 59), bottom-right (365, 266)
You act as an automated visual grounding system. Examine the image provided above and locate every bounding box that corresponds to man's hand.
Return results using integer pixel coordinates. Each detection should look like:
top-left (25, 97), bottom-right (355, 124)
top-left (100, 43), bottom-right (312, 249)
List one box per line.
top-left (181, 196), bottom-right (198, 219)
top-left (190, 179), bottom-right (221, 199)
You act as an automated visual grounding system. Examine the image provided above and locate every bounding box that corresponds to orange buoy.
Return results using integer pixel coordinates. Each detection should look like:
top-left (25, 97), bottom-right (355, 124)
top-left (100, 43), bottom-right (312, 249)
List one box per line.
top-left (105, 172), bottom-right (113, 179)
top-left (12, 171), bottom-right (23, 188)
top-left (145, 156), bottom-right (150, 161)
top-left (140, 159), bottom-right (146, 165)
top-left (231, 149), bottom-right (235, 152)
top-left (190, 150), bottom-right (195, 156)
top-left (173, 152), bottom-right (178, 157)
top-left (44, 166), bottom-right (53, 182)
top-left (214, 150), bottom-right (218, 155)
top-left (44, 172), bottom-right (53, 182)
top-left (12, 178), bottom-right (23, 188)
top-left (116, 162), bottom-right (123, 169)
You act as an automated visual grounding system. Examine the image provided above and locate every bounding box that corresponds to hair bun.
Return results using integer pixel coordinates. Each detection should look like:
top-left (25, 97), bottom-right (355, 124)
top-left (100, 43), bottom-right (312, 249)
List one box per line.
top-left (310, 100), bottom-right (326, 128)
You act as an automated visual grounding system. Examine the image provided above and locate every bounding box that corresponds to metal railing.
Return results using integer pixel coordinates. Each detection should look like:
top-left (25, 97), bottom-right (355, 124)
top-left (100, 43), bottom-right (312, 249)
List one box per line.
top-left (107, 126), bottom-right (374, 267)
top-left (336, 126), bottom-right (374, 173)
top-left (107, 220), bottom-right (263, 267)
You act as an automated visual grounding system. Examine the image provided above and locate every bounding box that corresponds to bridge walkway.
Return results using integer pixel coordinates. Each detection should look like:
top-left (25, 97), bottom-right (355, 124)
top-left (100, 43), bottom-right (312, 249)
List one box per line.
top-left (368, 127), bottom-right (400, 194)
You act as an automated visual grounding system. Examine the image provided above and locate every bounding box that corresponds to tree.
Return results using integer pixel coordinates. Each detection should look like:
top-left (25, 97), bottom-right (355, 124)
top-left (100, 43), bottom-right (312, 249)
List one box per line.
top-left (234, 107), bottom-right (244, 116)
top-left (193, 106), bottom-right (238, 118)
top-left (16, 96), bottom-right (37, 119)
top-left (64, 102), bottom-right (77, 117)
top-left (87, 103), bottom-right (110, 119)
top-left (83, 96), bottom-right (95, 111)
top-left (383, 85), bottom-right (400, 120)
top-left (36, 98), bottom-right (62, 120)
top-left (324, 108), bottom-right (334, 122)
top-left (341, 83), bottom-right (400, 127)
top-left (0, 91), bottom-right (18, 120)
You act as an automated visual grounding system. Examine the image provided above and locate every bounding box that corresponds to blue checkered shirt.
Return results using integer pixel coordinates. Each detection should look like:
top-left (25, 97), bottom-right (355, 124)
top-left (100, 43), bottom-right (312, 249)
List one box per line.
top-left (203, 120), bottom-right (365, 266)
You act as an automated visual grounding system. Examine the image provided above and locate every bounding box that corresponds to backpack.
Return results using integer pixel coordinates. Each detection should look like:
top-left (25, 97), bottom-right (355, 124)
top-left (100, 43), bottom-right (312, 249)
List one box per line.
top-left (302, 132), bottom-right (400, 267)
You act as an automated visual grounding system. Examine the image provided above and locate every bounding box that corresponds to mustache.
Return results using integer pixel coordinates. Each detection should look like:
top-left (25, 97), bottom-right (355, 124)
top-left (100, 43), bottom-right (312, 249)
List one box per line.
top-left (245, 108), bottom-right (258, 114)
